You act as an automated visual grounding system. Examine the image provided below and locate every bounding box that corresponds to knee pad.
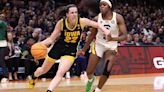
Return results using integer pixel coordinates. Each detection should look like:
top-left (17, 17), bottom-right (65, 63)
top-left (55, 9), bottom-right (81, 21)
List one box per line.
top-left (102, 60), bottom-right (110, 77)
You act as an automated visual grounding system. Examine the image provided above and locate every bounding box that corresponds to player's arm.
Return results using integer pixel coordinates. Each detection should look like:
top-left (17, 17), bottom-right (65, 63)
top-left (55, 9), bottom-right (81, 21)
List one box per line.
top-left (109, 14), bottom-right (127, 41)
top-left (81, 17), bottom-right (98, 53)
top-left (81, 17), bottom-right (109, 35)
top-left (82, 28), bottom-right (97, 54)
top-left (40, 19), bottom-right (62, 46)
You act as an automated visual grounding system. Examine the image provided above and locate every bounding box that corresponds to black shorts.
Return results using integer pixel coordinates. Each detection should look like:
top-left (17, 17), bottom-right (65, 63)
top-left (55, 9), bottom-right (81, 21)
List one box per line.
top-left (48, 42), bottom-right (77, 60)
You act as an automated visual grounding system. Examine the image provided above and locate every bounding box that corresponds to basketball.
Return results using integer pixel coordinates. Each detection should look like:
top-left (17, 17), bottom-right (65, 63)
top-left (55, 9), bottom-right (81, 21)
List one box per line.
top-left (31, 43), bottom-right (48, 60)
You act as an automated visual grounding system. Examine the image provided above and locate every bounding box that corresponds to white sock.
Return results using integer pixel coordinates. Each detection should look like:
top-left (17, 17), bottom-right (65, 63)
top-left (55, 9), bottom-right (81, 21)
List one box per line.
top-left (94, 87), bottom-right (101, 92)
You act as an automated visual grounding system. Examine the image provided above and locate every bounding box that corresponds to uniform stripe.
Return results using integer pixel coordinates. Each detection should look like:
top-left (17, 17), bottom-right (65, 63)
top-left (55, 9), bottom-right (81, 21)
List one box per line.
top-left (45, 55), bottom-right (56, 63)
top-left (79, 19), bottom-right (84, 31)
top-left (91, 42), bottom-right (96, 55)
top-left (61, 19), bottom-right (64, 31)
top-left (65, 16), bottom-right (78, 31)
top-left (61, 55), bottom-right (75, 63)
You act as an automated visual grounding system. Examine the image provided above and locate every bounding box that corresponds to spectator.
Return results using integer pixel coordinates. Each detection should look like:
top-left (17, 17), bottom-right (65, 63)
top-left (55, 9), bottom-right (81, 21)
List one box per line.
top-left (142, 35), bottom-right (154, 46)
top-left (157, 28), bottom-right (164, 43)
top-left (133, 34), bottom-right (142, 46)
top-left (30, 28), bottom-right (44, 42)
top-left (0, 0), bottom-right (163, 82)
top-left (153, 37), bottom-right (163, 46)
top-left (5, 32), bottom-right (21, 80)
top-left (21, 37), bottom-right (37, 79)
top-left (124, 34), bottom-right (134, 46)
top-left (0, 13), bottom-right (8, 83)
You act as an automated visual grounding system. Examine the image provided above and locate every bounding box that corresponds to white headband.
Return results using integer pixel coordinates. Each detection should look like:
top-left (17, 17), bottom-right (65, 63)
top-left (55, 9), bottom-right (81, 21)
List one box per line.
top-left (100, 0), bottom-right (112, 8)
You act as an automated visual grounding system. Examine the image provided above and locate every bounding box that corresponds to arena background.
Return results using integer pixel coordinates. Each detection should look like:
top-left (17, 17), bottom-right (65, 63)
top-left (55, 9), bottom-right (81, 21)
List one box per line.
top-left (0, 0), bottom-right (164, 79)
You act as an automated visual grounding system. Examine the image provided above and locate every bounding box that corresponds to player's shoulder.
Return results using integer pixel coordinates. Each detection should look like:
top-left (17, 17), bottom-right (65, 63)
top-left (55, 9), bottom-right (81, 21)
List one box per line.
top-left (115, 12), bottom-right (124, 22)
top-left (56, 18), bottom-right (64, 25)
top-left (115, 12), bottom-right (123, 18)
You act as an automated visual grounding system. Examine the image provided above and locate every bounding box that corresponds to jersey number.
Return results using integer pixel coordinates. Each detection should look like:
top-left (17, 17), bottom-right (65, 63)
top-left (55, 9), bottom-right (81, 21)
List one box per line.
top-left (64, 37), bottom-right (78, 43)
top-left (103, 24), bottom-right (111, 40)
top-left (104, 25), bottom-right (110, 29)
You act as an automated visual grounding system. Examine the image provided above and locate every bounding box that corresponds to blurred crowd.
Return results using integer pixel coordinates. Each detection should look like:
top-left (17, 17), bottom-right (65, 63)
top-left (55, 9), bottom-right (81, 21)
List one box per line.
top-left (115, 1), bottom-right (164, 46)
top-left (0, 0), bottom-right (163, 81)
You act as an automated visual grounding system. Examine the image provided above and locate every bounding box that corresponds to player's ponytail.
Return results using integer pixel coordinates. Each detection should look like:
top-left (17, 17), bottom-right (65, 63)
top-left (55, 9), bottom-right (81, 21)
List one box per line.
top-left (55, 6), bottom-right (66, 22)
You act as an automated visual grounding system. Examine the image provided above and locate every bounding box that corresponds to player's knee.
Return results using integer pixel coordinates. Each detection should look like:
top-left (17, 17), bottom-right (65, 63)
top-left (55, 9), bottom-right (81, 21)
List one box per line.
top-left (56, 70), bottom-right (66, 77)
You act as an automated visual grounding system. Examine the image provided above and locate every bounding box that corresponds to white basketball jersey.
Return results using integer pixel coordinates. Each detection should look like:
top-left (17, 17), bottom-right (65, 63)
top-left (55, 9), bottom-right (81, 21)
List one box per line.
top-left (96, 12), bottom-right (119, 50)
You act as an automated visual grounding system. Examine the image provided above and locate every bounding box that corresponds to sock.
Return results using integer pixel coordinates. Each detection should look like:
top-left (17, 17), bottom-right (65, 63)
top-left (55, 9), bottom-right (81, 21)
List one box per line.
top-left (46, 90), bottom-right (52, 92)
top-left (31, 74), bottom-right (37, 80)
top-left (94, 87), bottom-right (101, 92)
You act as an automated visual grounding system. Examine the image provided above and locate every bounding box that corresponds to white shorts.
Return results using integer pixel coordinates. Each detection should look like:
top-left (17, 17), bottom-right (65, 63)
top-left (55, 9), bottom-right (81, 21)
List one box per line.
top-left (91, 41), bottom-right (117, 58)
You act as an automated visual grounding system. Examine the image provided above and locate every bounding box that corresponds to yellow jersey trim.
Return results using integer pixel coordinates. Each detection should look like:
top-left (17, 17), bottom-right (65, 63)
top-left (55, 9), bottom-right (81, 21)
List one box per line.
top-left (61, 55), bottom-right (75, 63)
top-left (65, 16), bottom-right (78, 31)
top-left (61, 19), bottom-right (64, 31)
top-left (79, 18), bottom-right (84, 31)
top-left (91, 42), bottom-right (96, 55)
top-left (45, 55), bottom-right (56, 63)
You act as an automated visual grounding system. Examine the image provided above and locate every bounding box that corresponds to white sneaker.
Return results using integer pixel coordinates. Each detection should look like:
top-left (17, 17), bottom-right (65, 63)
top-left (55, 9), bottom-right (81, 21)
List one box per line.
top-left (26, 75), bottom-right (32, 80)
top-left (41, 78), bottom-right (46, 81)
top-left (1, 78), bottom-right (8, 83)
top-left (94, 87), bottom-right (101, 92)
top-left (80, 74), bottom-right (85, 79)
top-left (80, 72), bottom-right (88, 82)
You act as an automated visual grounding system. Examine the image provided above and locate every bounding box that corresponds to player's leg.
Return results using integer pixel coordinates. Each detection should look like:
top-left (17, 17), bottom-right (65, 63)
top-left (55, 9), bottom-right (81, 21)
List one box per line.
top-left (46, 55), bottom-right (75, 92)
top-left (29, 56), bottom-right (56, 88)
top-left (29, 44), bottom-right (61, 88)
top-left (87, 54), bottom-right (100, 79)
top-left (34, 56), bottom-right (56, 78)
top-left (86, 42), bottom-right (103, 92)
top-left (94, 50), bottom-right (117, 92)
top-left (86, 54), bottom-right (100, 92)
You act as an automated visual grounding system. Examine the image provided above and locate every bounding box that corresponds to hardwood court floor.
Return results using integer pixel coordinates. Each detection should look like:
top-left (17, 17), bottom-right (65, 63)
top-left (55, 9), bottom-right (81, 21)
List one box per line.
top-left (1, 73), bottom-right (164, 92)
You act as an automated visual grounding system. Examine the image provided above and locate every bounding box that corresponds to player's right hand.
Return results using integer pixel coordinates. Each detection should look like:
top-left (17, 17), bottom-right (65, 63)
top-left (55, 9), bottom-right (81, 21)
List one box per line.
top-left (104, 29), bottom-right (110, 35)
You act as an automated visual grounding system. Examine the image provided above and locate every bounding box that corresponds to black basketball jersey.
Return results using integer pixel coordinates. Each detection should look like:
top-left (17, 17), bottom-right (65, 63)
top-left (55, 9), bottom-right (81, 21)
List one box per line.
top-left (56, 17), bottom-right (83, 47)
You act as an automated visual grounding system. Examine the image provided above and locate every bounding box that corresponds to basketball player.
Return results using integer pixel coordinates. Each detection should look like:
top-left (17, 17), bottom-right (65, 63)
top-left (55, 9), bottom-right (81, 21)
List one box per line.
top-left (29, 4), bottom-right (110, 92)
top-left (79, 0), bottom-right (127, 92)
